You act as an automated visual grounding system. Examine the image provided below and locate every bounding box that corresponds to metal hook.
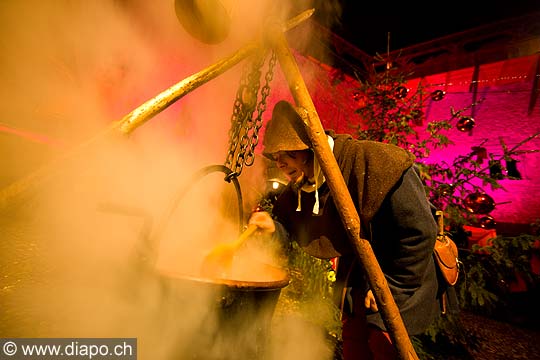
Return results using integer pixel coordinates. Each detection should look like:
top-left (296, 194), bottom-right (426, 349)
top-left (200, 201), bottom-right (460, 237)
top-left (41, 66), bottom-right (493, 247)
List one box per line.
top-left (224, 171), bottom-right (239, 183)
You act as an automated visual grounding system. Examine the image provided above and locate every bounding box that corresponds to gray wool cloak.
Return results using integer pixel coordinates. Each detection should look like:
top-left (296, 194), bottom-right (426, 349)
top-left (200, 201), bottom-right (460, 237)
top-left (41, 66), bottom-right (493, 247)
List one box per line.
top-left (272, 132), bottom-right (441, 335)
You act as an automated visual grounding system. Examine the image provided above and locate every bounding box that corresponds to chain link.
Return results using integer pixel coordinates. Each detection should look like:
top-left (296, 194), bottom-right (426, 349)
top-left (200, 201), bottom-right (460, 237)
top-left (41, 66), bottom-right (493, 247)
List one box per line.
top-left (224, 50), bottom-right (276, 178)
top-left (224, 53), bottom-right (261, 173)
top-left (245, 51), bottom-right (276, 167)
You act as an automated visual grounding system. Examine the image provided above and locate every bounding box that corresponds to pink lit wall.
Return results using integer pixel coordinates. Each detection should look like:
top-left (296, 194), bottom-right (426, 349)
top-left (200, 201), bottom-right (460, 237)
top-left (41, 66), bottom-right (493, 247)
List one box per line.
top-left (405, 55), bottom-right (540, 227)
top-left (266, 52), bottom-right (540, 228)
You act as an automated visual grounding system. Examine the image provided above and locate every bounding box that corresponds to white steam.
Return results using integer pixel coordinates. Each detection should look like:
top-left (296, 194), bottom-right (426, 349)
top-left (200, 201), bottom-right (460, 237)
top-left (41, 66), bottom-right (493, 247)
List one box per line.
top-left (0, 1), bottom-right (339, 359)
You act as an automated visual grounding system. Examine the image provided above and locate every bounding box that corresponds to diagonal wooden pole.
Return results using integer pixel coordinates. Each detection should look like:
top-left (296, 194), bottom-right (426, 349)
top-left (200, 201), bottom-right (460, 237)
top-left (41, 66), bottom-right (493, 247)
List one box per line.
top-left (267, 24), bottom-right (419, 360)
top-left (0, 9), bottom-right (315, 211)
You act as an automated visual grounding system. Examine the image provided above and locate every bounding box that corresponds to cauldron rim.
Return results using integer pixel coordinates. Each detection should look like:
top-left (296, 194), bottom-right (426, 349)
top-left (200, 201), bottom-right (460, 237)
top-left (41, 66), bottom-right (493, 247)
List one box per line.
top-left (158, 265), bottom-right (290, 291)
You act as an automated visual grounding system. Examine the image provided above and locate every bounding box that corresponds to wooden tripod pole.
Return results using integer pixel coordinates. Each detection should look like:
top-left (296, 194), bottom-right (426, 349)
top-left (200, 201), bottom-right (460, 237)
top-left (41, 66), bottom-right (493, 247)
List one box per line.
top-left (0, 10), bottom-right (315, 211)
top-left (267, 26), bottom-right (419, 360)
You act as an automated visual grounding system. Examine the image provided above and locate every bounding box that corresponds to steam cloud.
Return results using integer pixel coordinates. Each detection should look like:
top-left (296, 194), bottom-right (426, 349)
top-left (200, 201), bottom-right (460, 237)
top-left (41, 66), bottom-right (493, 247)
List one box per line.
top-left (0, 1), bottom-right (340, 359)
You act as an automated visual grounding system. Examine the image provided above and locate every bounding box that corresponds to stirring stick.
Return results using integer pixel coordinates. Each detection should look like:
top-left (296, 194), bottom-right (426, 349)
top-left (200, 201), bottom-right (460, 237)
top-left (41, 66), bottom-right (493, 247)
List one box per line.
top-left (200, 224), bottom-right (258, 278)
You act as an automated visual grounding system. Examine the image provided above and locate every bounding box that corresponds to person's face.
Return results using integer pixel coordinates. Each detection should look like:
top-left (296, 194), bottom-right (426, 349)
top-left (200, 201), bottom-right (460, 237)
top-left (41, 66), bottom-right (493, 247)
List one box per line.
top-left (270, 150), bottom-right (312, 182)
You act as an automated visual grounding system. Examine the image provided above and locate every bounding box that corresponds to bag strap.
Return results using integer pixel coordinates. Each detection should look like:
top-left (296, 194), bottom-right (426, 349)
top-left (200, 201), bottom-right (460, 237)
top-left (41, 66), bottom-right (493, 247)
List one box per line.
top-left (435, 210), bottom-right (447, 243)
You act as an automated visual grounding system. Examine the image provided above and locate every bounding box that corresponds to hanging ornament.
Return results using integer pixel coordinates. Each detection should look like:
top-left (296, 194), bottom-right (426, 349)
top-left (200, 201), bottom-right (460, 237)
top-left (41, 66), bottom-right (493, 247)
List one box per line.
top-left (478, 215), bottom-right (497, 229)
top-left (456, 116), bottom-right (475, 132)
top-left (471, 146), bottom-right (488, 163)
top-left (506, 158), bottom-right (522, 179)
top-left (411, 109), bottom-right (424, 126)
top-left (489, 160), bottom-right (504, 180)
top-left (394, 86), bottom-right (408, 99)
top-left (431, 90), bottom-right (445, 101)
top-left (463, 192), bottom-right (495, 214)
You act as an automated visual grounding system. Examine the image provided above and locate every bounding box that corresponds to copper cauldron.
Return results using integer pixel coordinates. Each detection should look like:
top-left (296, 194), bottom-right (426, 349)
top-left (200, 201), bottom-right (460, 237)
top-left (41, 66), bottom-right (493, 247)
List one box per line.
top-left (149, 165), bottom-right (289, 358)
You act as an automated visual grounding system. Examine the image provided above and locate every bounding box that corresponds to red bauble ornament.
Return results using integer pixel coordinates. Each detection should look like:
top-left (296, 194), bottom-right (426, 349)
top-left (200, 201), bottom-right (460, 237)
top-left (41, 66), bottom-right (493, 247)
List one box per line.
top-left (431, 90), bottom-right (445, 101)
top-left (456, 116), bottom-right (475, 132)
top-left (478, 216), bottom-right (497, 229)
top-left (394, 86), bottom-right (408, 99)
top-left (463, 192), bottom-right (495, 214)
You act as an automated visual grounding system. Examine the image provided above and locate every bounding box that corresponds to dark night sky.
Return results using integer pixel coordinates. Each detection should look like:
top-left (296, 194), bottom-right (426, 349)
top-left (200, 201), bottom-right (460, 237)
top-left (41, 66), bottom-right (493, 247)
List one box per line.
top-left (315, 1), bottom-right (540, 55)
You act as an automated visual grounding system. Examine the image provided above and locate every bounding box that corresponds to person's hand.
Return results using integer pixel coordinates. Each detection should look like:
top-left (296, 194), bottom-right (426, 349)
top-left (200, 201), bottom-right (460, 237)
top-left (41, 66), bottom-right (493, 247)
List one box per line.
top-left (364, 290), bottom-right (378, 312)
top-left (248, 210), bottom-right (276, 234)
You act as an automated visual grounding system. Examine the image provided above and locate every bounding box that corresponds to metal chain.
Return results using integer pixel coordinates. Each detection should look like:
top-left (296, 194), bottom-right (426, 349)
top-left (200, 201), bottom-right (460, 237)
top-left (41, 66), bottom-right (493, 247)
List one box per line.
top-left (244, 51), bottom-right (276, 167)
top-left (224, 50), bottom-right (276, 178)
top-left (224, 52), bottom-right (263, 174)
top-left (234, 53), bottom-right (263, 172)
top-left (224, 68), bottom-right (254, 171)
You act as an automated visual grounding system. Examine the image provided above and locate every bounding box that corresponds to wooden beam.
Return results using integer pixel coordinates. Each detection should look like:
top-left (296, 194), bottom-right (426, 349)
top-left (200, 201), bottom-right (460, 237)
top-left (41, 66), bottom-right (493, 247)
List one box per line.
top-left (268, 23), bottom-right (419, 360)
top-left (0, 9), bottom-right (315, 211)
